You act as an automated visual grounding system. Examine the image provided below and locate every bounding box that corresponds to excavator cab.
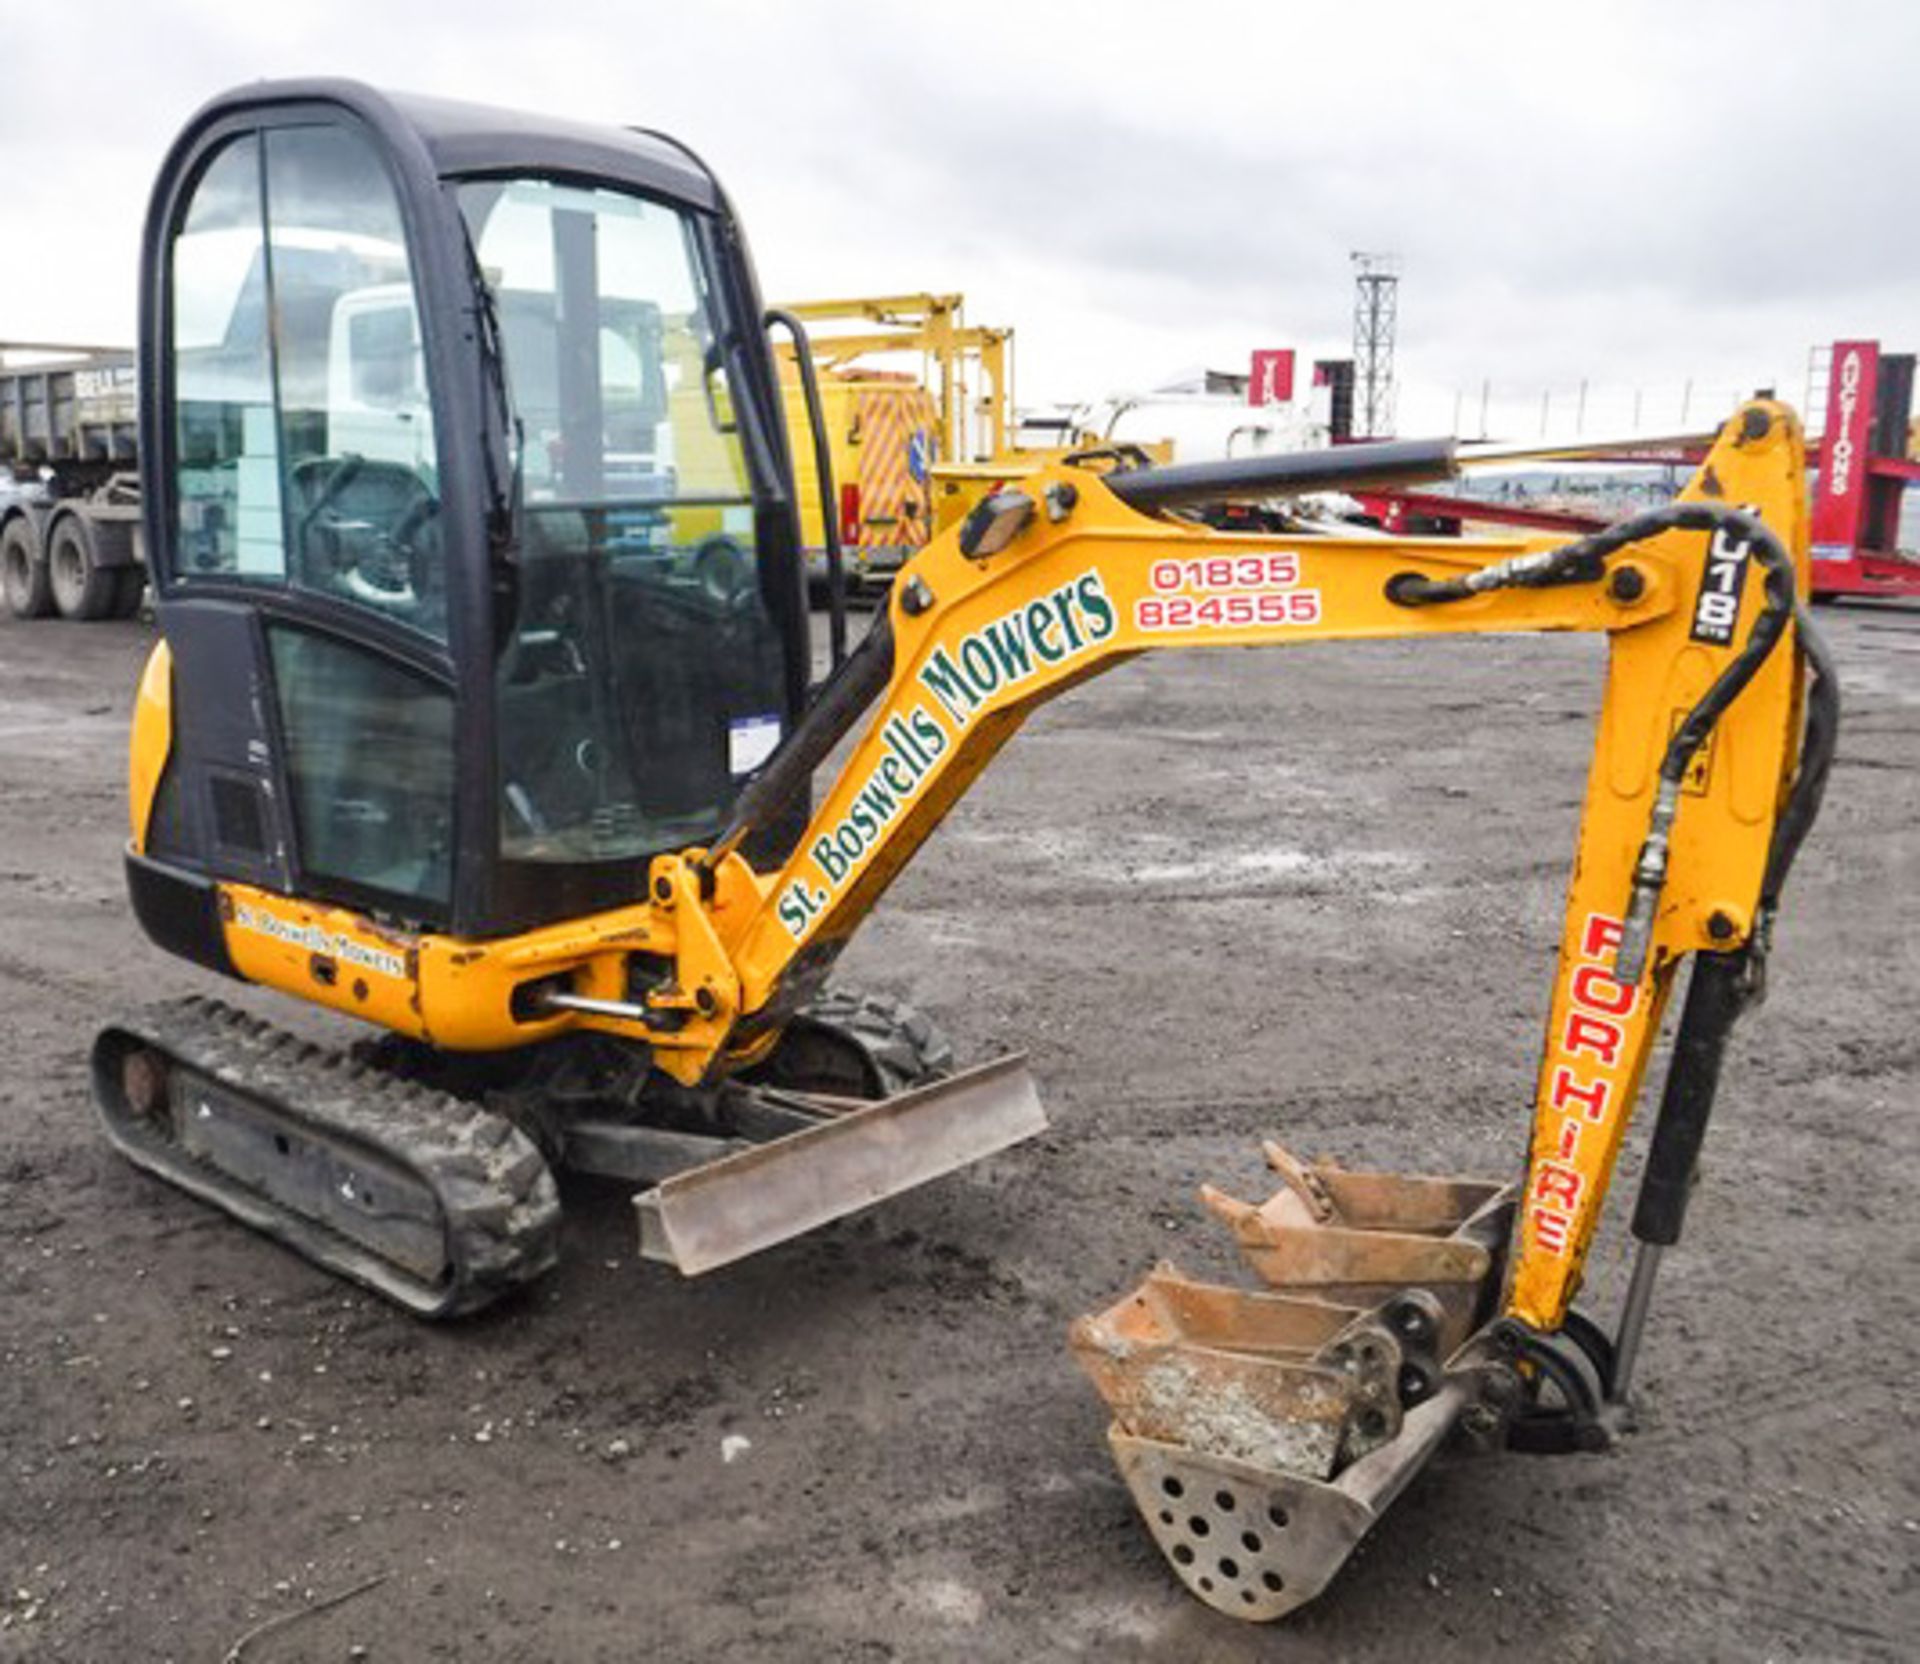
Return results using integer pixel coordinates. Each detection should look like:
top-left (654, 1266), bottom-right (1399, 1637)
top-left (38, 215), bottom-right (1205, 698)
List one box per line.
top-left (134, 81), bottom-right (811, 956)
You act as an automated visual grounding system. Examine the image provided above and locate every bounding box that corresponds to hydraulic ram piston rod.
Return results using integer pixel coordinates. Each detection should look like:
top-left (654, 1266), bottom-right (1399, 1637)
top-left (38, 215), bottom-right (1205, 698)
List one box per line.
top-left (1105, 437), bottom-right (1458, 511)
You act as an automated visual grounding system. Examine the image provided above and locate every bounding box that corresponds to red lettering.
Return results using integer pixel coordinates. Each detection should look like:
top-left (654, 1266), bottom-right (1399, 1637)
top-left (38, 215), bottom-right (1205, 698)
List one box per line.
top-left (1550, 1066), bottom-right (1610, 1121)
top-left (1533, 1163), bottom-right (1583, 1207)
top-left (1582, 914), bottom-right (1624, 957)
top-left (1530, 1205), bottom-right (1572, 1254)
top-left (1572, 963), bottom-right (1635, 1016)
top-left (1557, 1120), bottom-right (1582, 1161)
top-left (1564, 1011), bottom-right (1623, 1066)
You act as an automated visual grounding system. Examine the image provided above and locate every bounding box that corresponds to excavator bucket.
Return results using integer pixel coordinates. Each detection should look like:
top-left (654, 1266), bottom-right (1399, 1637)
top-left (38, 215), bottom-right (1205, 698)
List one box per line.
top-left (1070, 1264), bottom-right (1408, 1482)
top-left (1201, 1144), bottom-right (1510, 1362)
top-left (634, 1055), bottom-right (1046, 1273)
top-left (1102, 1384), bottom-right (1472, 1621)
top-left (1073, 1141), bottom-right (1513, 1622)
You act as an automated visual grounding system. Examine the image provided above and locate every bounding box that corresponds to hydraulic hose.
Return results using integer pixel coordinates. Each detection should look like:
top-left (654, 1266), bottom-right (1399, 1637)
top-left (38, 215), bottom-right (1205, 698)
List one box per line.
top-left (1610, 603), bottom-right (1839, 1396)
top-left (700, 611), bottom-right (896, 872)
top-left (1613, 507), bottom-right (1796, 982)
top-left (1390, 498), bottom-right (1799, 984)
top-left (1106, 437), bottom-right (1458, 511)
top-left (1760, 602), bottom-right (1840, 915)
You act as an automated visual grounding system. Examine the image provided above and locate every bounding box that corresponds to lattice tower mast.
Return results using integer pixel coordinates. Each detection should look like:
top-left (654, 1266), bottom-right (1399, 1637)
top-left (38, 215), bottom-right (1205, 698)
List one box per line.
top-left (1351, 252), bottom-right (1400, 438)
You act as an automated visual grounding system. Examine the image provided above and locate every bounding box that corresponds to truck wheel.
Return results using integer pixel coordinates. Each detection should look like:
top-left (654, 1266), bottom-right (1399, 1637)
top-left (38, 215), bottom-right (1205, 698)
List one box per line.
top-left (113, 567), bottom-right (148, 619)
top-left (1, 517), bottom-right (54, 619)
top-left (47, 516), bottom-right (118, 621)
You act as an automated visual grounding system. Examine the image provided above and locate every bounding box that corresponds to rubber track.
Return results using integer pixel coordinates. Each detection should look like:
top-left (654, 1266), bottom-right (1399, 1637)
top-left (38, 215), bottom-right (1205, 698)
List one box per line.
top-left (93, 996), bottom-right (561, 1318)
top-left (767, 988), bottom-right (956, 1096)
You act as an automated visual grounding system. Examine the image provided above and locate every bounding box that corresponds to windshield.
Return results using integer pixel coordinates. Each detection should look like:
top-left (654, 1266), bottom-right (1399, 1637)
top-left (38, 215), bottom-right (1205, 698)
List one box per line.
top-left (457, 177), bottom-right (787, 866)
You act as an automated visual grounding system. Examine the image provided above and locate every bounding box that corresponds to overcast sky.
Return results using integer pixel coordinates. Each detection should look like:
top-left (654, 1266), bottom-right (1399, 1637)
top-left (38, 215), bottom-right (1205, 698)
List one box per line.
top-left (4, 0), bottom-right (1913, 438)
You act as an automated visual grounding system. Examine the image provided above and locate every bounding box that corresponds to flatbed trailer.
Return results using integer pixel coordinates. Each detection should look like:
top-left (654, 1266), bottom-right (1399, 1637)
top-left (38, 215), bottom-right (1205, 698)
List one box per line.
top-left (1, 343), bottom-right (147, 619)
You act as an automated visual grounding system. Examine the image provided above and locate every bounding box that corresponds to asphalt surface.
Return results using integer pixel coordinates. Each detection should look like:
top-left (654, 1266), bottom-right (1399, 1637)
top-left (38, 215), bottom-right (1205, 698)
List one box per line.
top-left (1, 600), bottom-right (1915, 1661)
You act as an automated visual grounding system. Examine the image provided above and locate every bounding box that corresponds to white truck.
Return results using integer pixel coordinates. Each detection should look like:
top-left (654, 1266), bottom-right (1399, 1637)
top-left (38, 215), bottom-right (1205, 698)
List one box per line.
top-left (5, 240), bottom-right (672, 622)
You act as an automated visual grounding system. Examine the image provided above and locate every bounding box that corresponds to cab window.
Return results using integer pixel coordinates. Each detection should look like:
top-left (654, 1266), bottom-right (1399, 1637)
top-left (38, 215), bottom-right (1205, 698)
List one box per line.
top-left (265, 125), bottom-right (444, 639)
top-left (168, 123), bottom-right (446, 641)
top-left (267, 626), bottom-right (455, 908)
top-left (171, 134), bottom-right (280, 580)
top-left (458, 177), bottom-right (787, 866)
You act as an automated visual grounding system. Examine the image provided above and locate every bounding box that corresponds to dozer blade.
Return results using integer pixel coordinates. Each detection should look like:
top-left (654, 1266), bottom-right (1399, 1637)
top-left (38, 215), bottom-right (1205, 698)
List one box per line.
top-left (635, 1054), bottom-right (1045, 1274)
top-left (1076, 1141), bottom-right (1515, 1622)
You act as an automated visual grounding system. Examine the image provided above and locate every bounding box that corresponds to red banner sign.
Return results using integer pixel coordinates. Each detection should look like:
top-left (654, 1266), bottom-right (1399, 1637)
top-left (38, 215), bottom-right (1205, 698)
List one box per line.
top-left (1249, 349), bottom-right (1295, 407)
top-left (1810, 339), bottom-right (1879, 561)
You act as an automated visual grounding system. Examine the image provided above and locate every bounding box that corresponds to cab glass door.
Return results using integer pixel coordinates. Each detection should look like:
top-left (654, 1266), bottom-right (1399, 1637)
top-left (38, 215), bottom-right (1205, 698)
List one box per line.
top-left (165, 119), bottom-right (456, 917)
top-left (457, 178), bottom-right (789, 868)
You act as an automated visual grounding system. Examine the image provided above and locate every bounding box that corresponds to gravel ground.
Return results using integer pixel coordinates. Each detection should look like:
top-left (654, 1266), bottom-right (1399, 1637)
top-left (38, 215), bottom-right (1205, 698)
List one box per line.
top-left (1, 601), bottom-right (1915, 1662)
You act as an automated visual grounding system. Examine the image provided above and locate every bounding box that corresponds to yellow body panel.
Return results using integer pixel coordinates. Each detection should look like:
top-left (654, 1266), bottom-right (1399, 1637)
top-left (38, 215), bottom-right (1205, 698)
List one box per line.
top-left (213, 853), bottom-right (771, 1085)
top-left (179, 401), bottom-right (1811, 1334)
top-left (128, 641), bottom-right (173, 853)
top-left (929, 461), bottom-right (1022, 537)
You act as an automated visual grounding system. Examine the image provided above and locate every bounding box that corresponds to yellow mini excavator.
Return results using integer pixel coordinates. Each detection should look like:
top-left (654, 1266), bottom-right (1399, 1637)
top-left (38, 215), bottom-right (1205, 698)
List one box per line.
top-left (100, 82), bottom-right (1836, 1621)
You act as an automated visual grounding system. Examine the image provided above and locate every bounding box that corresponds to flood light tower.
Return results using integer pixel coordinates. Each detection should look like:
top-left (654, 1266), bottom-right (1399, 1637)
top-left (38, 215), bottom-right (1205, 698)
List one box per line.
top-left (1351, 252), bottom-right (1400, 439)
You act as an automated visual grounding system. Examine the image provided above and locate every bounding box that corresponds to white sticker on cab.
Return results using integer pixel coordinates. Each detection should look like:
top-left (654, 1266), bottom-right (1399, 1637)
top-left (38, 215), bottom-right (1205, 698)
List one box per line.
top-left (729, 714), bottom-right (783, 777)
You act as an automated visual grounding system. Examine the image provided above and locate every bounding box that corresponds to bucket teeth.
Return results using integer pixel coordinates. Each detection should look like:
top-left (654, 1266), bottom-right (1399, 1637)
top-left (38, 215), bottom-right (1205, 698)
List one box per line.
top-left (1259, 1139), bottom-right (1341, 1222)
top-left (1074, 1140), bottom-right (1516, 1623)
